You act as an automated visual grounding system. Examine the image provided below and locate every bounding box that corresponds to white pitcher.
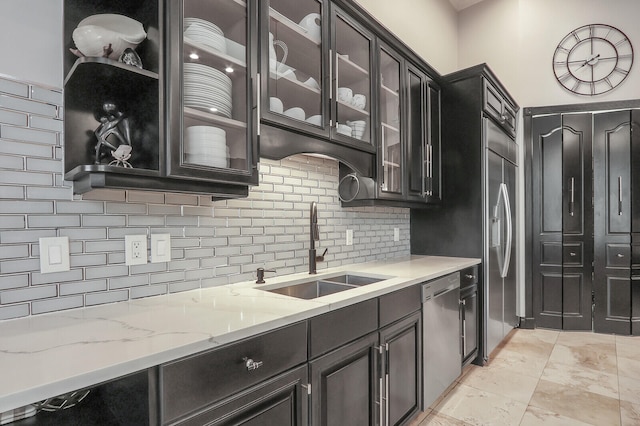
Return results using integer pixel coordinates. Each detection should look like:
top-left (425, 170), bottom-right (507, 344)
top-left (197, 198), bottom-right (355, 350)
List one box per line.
top-left (269, 32), bottom-right (288, 73)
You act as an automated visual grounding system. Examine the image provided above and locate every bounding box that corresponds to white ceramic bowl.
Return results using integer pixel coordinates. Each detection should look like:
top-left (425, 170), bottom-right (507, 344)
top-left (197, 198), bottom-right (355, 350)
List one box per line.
top-left (72, 14), bottom-right (146, 59)
top-left (270, 97), bottom-right (284, 114)
top-left (306, 115), bottom-right (322, 126)
top-left (284, 107), bottom-right (306, 121)
top-left (337, 124), bottom-right (352, 136)
top-left (338, 87), bottom-right (353, 103)
top-left (303, 77), bottom-right (320, 90)
top-left (351, 94), bottom-right (366, 109)
top-left (299, 13), bottom-right (321, 42)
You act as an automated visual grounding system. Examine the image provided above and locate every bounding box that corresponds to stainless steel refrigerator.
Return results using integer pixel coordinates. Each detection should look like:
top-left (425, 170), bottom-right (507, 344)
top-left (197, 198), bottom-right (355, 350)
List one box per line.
top-left (410, 64), bottom-right (519, 364)
top-left (484, 118), bottom-right (518, 356)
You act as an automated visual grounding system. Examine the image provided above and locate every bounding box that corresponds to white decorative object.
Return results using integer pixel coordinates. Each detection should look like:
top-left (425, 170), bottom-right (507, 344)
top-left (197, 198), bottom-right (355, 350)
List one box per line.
top-left (269, 97), bottom-right (284, 114)
top-left (299, 13), bottom-right (321, 43)
top-left (338, 87), bottom-right (353, 103)
top-left (351, 94), bottom-right (366, 109)
top-left (71, 14), bottom-right (146, 59)
top-left (269, 32), bottom-right (288, 73)
top-left (284, 107), bottom-right (306, 121)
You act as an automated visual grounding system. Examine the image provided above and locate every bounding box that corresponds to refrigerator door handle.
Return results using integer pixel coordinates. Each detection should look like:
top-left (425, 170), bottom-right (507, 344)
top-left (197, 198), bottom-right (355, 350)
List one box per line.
top-left (501, 182), bottom-right (512, 279)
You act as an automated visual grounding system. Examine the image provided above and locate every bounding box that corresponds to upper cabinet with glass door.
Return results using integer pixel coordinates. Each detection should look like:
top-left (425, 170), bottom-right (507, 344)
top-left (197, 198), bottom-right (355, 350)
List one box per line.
top-left (166, 0), bottom-right (258, 185)
top-left (262, 0), bottom-right (326, 134)
top-left (331, 6), bottom-right (375, 151)
top-left (378, 45), bottom-right (403, 199)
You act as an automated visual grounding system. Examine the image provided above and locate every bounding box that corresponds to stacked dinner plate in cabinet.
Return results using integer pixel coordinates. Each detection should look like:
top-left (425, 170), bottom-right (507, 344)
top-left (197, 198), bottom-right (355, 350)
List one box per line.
top-left (184, 126), bottom-right (229, 168)
top-left (184, 17), bottom-right (227, 54)
top-left (183, 63), bottom-right (232, 118)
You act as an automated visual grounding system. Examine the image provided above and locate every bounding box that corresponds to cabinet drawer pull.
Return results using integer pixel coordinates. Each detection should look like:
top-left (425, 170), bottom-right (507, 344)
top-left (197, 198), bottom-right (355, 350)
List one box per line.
top-left (617, 253), bottom-right (625, 258)
top-left (464, 274), bottom-right (475, 280)
top-left (570, 252), bottom-right (577, 257)
top-left (243, 357), bottom-right (263, 371)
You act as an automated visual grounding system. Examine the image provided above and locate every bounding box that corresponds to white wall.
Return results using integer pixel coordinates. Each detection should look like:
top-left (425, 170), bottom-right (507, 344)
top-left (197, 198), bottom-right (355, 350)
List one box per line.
top-left (0, 0), bottom-right (63, 88)
top-left (354, 0), bottom-right (459, 74)
top-left (459, 0), bottom-right (640, 107)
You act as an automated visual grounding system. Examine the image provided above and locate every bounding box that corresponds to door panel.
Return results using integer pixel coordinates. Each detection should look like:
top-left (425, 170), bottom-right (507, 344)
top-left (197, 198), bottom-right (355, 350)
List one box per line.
top-left (594, 110), bottom-right (631, 334)
top-left (632, 110), bottom-right (640, 335)
top-left (504, 160), bottom-right (518, 329)
top-left (532, 114), bottom-right (563, 329)
top-left (486, 149), bottom-right (505, 356)
top-left (561, 113), bottom-right (593, 330)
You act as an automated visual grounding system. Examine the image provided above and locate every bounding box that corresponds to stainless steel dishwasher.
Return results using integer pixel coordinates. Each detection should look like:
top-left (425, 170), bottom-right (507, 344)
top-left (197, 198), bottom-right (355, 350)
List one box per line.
top-left (422, 272), bottom-right (461, 409)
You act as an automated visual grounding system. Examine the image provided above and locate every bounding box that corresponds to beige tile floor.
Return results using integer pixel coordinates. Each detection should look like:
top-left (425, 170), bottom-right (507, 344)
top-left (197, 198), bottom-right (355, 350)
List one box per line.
top-left (410, 328), bottom-right (640, 426)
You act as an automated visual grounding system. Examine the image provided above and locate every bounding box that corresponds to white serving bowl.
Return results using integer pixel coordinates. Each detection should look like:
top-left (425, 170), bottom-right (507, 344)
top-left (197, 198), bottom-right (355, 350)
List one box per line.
top-left (338, 87), bottom-right (353, 103)
top-left (284, 107), bottom-right (306, 121)
top-left (337, 124), bottom-right (352, 136)
top-left (72, 14), bottom-right (146, 59)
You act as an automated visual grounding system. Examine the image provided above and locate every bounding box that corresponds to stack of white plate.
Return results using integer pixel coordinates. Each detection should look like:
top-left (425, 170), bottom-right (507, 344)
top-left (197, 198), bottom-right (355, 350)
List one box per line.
top-left (184, 63), bottom-right (232, 118)
top-left (184, 126), bottom-right (229, 168)
top-left (184, 17), bottom-right (226, 54)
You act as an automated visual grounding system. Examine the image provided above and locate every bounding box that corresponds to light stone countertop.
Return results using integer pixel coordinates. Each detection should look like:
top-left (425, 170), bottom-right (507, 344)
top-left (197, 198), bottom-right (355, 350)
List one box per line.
top-left (0, 255), bottom-right (479, 414)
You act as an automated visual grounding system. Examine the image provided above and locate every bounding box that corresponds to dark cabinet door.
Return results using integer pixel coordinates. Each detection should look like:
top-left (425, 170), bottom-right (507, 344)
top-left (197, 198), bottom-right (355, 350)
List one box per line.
top-left (633, 110), bottom-right (640, 336)
top-left (379, 312), bottom-right (421, 426)
top-left (174, 365), bottom-right (308, 426)
top-left (594, 110), bottom-right (632, 334)
top-left (461, 288), bottom-right (478, 364)
top-left (531, 113), bottom-right (592, 330)
top-left (531, 114), bottom-right (564, 329)
top-left (561, 113), bottom-right (593, 330)
top-left (309, 332), bottom-right (379, 426)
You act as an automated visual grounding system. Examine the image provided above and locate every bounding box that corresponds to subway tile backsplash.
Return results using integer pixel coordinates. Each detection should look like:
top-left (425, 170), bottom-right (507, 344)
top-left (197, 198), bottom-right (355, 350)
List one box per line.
top-left (0, 76), bottom-right (411, 321)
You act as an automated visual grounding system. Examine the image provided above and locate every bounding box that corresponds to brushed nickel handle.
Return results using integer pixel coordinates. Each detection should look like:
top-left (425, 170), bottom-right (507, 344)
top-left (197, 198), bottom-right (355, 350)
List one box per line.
top-left (617, 253), bottom-right (625, 258)
top-left (569, 177), bottom-right (575, 217)
top-left (570, 252), bottom-right (577, 257)
top-left (619, 176), bottom-right (623, 215)
top-left (465, 274), bottom-right (475, 279)
top-left (243, 357), bottom-right (263, 371)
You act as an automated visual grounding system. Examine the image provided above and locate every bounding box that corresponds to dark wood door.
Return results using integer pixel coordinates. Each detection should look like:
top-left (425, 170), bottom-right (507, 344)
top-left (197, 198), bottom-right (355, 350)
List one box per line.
top-left (379, 312), bottom-right (421, 426)
top-left (594, 110), bottom-right (632, 334)
top-left (531, 113), bottom-right (593, 330)
top-left (531, 114), bottom-right (564, 329)
top-left (309, 332), bottom-right (379, 426)
top-left (174, 365), bottom-right (308, 426)
top-left (561, 113), bottom-right (593, 330)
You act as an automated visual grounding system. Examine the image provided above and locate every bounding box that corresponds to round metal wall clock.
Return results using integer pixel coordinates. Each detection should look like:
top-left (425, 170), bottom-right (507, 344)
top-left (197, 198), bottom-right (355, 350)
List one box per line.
top-left (552, 24), bottom-right (634, 96)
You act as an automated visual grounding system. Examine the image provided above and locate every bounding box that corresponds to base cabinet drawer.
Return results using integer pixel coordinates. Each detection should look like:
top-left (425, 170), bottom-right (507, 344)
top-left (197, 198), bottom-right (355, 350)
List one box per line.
top-left (160, 322), bottom-right (307, 424)
top-left (171, 365), bottom-right (308, 426)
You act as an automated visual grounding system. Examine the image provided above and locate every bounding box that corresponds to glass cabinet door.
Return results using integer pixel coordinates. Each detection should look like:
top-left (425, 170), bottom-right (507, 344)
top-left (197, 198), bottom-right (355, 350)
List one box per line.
top-left (167, 0), bottom-right (255, 182)
top-left (378, 46), bottom-right (402, 195)
top-left (406, 66), bottom-right (426, 200)
top-left (332, 7), bottom-right (373, 147)
top-left (266, 0), bottom-right (324, 129)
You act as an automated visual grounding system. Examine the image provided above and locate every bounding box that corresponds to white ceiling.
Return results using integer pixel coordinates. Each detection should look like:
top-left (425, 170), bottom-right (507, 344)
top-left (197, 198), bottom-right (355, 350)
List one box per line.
top-left (448, 0), bottom-right (485, 11)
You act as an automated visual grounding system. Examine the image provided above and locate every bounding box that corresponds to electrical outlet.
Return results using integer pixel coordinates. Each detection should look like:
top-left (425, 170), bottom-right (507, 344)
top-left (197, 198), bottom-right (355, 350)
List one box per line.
top-left (39, 237), bottom-right (70, 273)
top-left (346, 229), bottom-right (353, 246)
top-left (394, 227), bottom-right (400, 242)
top-left (125, 235), bottom-right (147, 266)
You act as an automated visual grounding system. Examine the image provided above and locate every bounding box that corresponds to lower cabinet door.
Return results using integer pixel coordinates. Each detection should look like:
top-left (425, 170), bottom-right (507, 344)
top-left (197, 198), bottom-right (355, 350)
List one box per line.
top-left (379, 312), bottom-right (422, 426)
top-left (172, 365), bottom-right (308, 426)
top-left (461, 289), bottom-right (478, 364)
top-left (309, 332), bottom-right (380, 426)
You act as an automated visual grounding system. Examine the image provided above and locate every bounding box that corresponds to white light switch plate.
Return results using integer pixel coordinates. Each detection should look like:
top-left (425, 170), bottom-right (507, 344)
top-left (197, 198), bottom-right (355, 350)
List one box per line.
top-left (125, 235), bottom-right (147, 266)
top-left (346, 229), bottom-right (353, 246)
top-left (151, 234), bottom-right (171, 263)
top-left (39, 237), bottom-right (70, 273)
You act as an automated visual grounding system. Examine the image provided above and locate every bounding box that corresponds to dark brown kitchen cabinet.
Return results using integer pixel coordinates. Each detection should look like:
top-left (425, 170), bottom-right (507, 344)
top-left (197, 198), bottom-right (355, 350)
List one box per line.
top-left (170, 365), bottom-right (308, 426)
top-left (309, 332), bottom-right (380, 426)
top-left (460, 265), bottom-right (479, 365)
top-left (483, 79), bottom-right (516, 137)
top-left (160, 322), bottom-right (307, 425)
top-left (63, 0), bottom-right (257, 197)
top-left (530, 113), bottom-right (593, 331)
top-left (258, 0), bottom-right (376, 176)
top-left (593, 109), bottom-right (640, 335)
top-left (379, 312), bottom-right (422, 426)
top-left (338, 43), bottom-right (441, 208)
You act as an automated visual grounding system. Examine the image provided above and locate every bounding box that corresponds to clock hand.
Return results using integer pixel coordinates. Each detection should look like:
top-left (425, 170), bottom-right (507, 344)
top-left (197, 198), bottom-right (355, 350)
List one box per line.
top-left (577, 53), bottom-right (601, 70)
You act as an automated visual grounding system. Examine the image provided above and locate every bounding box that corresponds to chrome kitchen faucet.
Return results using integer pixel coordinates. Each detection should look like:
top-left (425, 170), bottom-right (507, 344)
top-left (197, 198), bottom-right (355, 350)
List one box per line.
top-left (309, 201), bottom-right (326, 274)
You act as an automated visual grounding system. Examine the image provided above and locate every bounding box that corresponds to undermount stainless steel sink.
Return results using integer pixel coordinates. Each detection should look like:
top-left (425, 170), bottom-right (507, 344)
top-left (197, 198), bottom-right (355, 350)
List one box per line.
top-left (264, 274), bottom-right (388, 300)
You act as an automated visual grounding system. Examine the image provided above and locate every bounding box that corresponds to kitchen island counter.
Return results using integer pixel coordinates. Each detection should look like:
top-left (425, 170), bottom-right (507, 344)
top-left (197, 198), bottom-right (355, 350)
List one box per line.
top-left (0, 255), bottom-right (479, 414)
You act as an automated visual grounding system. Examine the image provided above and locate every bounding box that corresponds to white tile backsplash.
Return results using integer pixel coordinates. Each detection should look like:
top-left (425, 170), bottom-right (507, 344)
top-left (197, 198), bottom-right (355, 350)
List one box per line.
top-left (0, 75), bottom-right (411, 321)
